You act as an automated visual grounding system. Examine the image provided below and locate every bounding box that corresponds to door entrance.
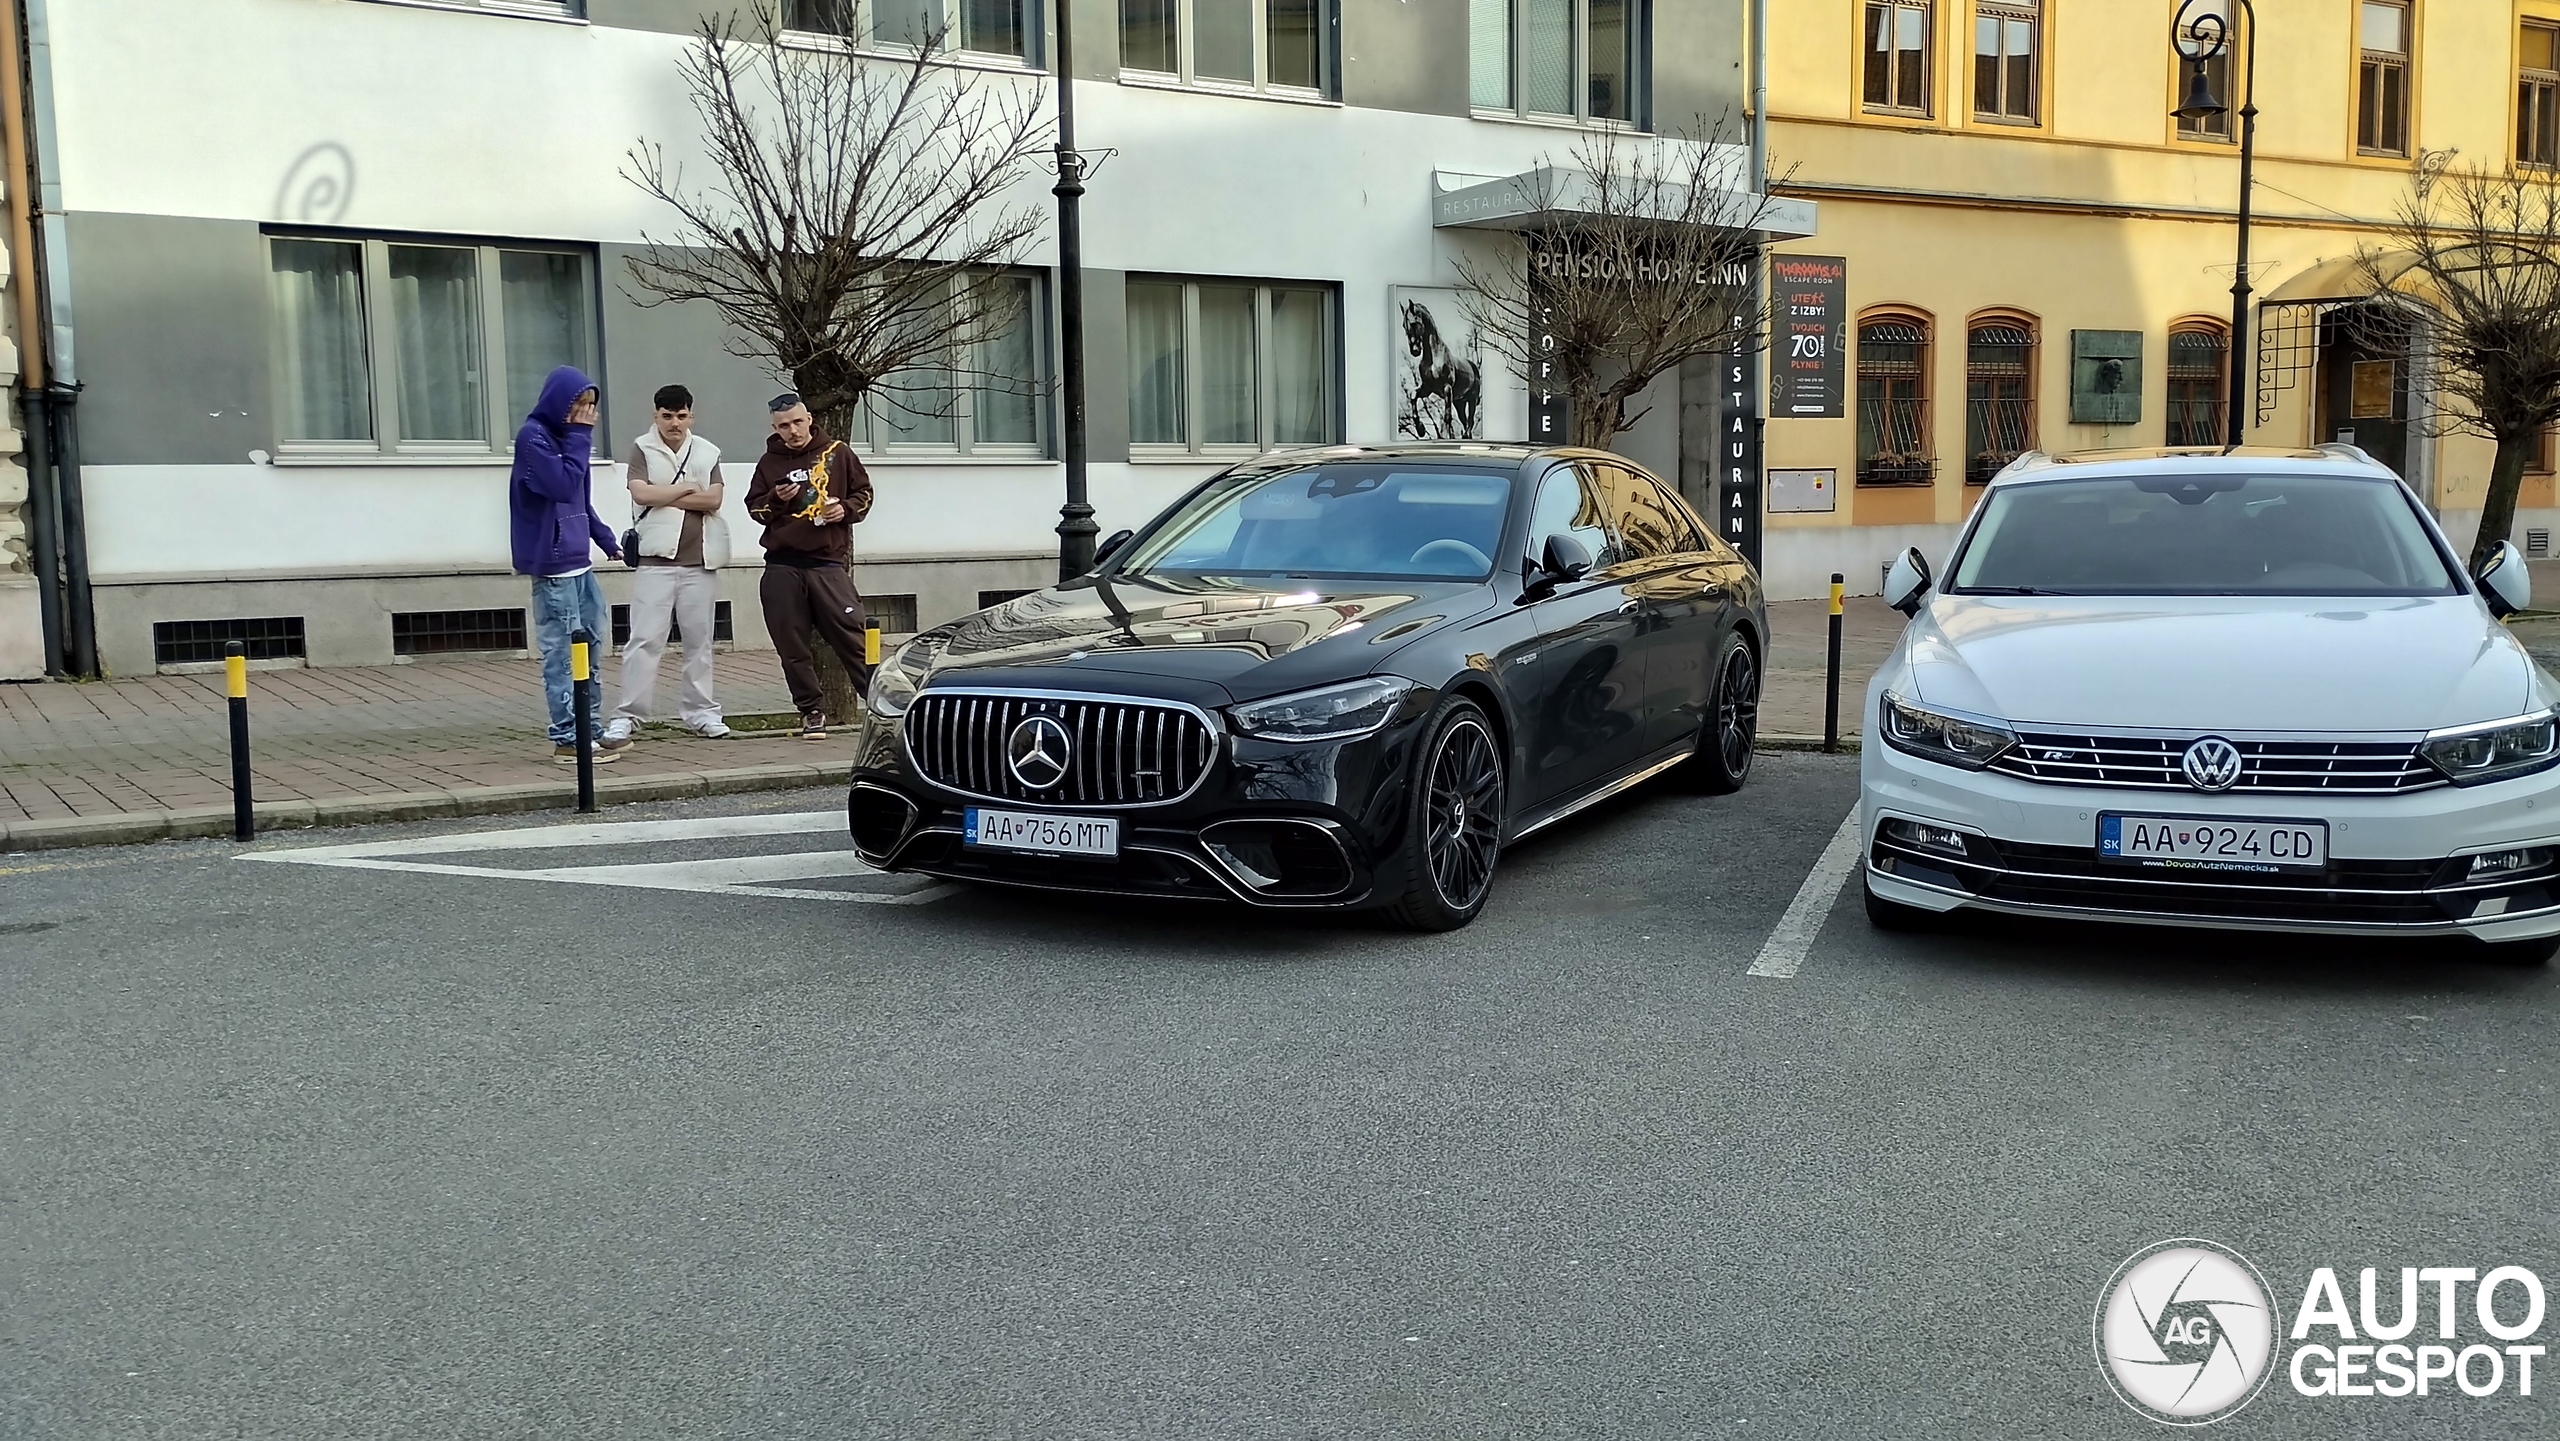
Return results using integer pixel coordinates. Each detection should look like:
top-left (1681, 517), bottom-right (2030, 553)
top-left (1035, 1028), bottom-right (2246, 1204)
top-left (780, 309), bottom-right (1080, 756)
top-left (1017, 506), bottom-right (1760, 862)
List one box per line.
top-left (2314, 304), bottom-right (2410, 477)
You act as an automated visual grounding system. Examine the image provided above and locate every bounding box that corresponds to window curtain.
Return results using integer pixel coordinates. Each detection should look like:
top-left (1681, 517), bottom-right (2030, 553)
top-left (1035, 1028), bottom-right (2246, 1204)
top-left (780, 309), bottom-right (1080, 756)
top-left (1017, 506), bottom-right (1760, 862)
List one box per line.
top-left (1470, 0), bottom-right (1513, 109)
top-left (387, 245), bottom-right (484, 442)
top-left (499, 251), bottom-right (591, 435)
top-left (1127, 282), bottom-right (1187, 445)
top-left (973, 276), bottom-right (1041, 446)
top-left (1194, 0), bottom-right (1253, 81)
top-left (1267, 0), bottom-right (1321, 89)
top-left (1121, 0), bottom-right (1178, 72)
top-left (1199, 285), bottom-right (1258, 445)
top-left (1524, 0), bottom-right (1574, 115)
top-left (269, 239), bottom-right (371, 442)
top-left (1269, 288), bottom-right (1329, 445)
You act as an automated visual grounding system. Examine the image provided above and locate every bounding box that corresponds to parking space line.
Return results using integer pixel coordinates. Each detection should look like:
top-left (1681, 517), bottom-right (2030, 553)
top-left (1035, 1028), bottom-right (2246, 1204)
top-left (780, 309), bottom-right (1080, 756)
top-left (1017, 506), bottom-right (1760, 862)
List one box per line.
top-left (1747, 806), bottom-right (1864, 979)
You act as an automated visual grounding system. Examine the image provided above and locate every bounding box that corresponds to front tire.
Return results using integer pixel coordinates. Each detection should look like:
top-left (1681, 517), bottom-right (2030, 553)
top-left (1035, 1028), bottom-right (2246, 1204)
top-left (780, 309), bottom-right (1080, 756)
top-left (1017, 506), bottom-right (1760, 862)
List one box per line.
top-left (1684, 632), bottom-right (1759, 794)
top-left (1384, 696), bottom-right (1506, 932)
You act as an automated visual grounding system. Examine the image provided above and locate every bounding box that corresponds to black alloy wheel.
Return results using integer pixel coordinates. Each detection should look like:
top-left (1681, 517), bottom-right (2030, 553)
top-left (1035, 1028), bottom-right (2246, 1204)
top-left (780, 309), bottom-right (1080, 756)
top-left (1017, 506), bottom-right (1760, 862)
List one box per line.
top-left (1387, 696), bottom-right (1505, 931)
top-left (1686, 633), bottom-right (1759, 794)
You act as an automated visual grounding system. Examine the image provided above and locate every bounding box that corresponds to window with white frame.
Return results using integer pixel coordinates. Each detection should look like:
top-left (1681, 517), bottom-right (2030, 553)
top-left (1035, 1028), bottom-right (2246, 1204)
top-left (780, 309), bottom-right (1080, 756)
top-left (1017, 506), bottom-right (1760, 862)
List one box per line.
top-left (785, 0), bottom-right (1035, 64)
top-left (1126, 279), bottom-right (1335, 454)
top-left (854, 271), bottom-right (1049, 456)
top-left (267, 234), bottom-right (599, 456)
top-left (356, 0), bottom-right (585, 16)
top-left (1120, 0), bottom-right (1331, 95)
top-left (1470, 0), bottom-right (1644, 124)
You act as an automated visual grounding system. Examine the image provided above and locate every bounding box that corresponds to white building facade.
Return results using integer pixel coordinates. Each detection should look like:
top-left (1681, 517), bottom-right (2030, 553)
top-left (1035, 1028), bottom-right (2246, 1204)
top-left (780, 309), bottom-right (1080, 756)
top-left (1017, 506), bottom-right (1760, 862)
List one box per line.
top-left (31, 0), bottom-right (1760, 676)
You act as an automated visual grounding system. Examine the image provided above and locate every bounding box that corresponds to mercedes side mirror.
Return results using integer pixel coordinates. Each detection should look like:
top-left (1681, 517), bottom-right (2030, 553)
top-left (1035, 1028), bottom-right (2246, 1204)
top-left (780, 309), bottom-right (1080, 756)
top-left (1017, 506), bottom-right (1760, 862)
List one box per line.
top-left (1542, 532), bottom-right (1594, 582)
top-left (1094, 528), bottom-right (1135, 566)
top-left (2477, 538), bottom-right (2532, 619)
top-left (1883, 547), bottom-right (1934, 617)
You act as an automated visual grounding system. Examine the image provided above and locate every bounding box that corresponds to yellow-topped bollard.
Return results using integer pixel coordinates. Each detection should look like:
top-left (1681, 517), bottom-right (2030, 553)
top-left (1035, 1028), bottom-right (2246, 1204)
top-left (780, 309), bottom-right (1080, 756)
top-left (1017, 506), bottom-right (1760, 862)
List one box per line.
top-left (1824, 572), bottom-right (1846, 753)
top-left (570, 637), bottom-right (592, 684)
top-left (225, 641), bottom-right (254, 840)
top-left (1829, 577), bottom-right (1845, 617)
top-left (569, 627), bottom-right (598, 813)
top-left (864, 622), bottom-right (882, 667)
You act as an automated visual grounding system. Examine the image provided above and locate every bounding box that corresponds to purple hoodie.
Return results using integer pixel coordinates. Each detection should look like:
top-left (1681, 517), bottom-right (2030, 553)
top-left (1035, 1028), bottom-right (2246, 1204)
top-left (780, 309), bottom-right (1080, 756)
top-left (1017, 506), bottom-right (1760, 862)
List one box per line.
top-left (508, 366), bottom-right (619, 576)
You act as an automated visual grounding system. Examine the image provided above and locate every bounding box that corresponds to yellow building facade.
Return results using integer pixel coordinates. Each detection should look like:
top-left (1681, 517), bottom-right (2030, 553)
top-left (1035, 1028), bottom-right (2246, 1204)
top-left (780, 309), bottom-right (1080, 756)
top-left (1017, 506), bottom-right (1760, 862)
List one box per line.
top-left (1757, 0), bottom-right (2555, 598)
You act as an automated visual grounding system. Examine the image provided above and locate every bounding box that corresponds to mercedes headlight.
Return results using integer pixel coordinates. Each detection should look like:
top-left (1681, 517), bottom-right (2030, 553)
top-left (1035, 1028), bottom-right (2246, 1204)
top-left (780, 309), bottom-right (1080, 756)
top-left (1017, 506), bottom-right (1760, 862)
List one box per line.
top-left (2421, 710), bottom-right (2560, 787)
top-left (1228, 676), bottom-right (1416, 742)
top-left (1879, 692), bottom-right (2018, 771)
top-left (866, 636), bottom-right (942, 720)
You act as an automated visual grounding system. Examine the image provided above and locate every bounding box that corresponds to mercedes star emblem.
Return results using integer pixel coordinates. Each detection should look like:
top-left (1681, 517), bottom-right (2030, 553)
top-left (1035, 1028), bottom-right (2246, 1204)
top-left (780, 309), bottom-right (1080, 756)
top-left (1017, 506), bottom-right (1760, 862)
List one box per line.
top-left (2180, 736), bottom-right (2244, 792)
top-left (1007, 714), bottom-right (1073, 790)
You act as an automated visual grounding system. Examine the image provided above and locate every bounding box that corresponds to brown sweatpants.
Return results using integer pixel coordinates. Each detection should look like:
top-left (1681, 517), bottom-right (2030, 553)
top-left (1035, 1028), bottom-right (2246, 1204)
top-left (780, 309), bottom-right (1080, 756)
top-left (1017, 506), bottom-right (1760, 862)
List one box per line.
top-left (760, 562), bottom-right (874, 716)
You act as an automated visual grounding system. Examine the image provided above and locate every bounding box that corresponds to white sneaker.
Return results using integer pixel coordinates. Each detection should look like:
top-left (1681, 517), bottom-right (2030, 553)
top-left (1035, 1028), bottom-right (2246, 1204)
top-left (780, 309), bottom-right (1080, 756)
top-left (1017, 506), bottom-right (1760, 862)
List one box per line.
top-left (689, 720), bottom-right (733, 739)
top-left (602, 718), bottom-right (634, 744)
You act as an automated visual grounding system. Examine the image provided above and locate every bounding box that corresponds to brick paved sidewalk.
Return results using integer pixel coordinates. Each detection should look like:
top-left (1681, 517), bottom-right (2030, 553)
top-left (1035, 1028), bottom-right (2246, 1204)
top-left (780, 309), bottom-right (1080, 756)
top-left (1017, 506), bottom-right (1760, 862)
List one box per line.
top-left (1, 602), bottom-right (1896, 843)
top-left (0, 651), bottom-right (820, 828)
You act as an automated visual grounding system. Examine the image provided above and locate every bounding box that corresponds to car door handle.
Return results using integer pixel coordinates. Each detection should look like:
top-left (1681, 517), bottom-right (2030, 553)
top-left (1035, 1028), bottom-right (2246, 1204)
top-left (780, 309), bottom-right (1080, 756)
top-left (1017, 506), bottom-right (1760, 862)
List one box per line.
top-left (1618, 598), bottom-right (1643, 615)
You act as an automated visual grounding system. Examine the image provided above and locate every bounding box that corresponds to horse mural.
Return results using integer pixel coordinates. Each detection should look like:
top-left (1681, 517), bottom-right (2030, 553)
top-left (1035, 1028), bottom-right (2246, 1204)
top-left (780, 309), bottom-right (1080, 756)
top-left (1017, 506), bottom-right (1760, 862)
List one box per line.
top-left (1399, 299), bottom-right (1483, 440)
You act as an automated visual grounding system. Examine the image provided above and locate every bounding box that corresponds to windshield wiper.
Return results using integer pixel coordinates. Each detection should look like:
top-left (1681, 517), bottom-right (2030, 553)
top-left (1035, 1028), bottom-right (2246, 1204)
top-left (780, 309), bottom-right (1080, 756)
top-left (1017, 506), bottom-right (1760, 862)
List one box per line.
top-left (1965, 585), bottom-right (2078, 596)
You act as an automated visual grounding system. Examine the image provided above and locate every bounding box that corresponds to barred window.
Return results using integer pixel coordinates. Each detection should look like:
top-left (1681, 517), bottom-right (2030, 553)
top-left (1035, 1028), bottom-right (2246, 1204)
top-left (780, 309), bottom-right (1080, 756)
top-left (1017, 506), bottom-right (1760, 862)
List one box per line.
top-left (2166, 324), bottom-right (2230, 447)
top-left (1857, 317), bottom-right (1933, 487)
top-left (1964, 320), bottom-right (2035, 484)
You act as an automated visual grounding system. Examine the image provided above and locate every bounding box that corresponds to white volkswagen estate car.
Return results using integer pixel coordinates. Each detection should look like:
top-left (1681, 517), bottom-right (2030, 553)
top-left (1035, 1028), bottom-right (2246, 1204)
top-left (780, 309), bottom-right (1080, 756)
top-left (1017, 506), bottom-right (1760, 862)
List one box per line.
top-left (1861, 445), bottom-right (2560, 962)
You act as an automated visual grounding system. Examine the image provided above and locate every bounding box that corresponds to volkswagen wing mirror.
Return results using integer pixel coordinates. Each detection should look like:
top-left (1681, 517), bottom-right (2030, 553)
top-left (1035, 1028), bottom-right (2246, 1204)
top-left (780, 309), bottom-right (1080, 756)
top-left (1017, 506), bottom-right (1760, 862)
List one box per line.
top-left (1093, 528), bottom-right (1135, 566)
top-left (1883, 547), bottom-right (1934, 618)
top-left (2477, 538), bottom-right (2532, 619)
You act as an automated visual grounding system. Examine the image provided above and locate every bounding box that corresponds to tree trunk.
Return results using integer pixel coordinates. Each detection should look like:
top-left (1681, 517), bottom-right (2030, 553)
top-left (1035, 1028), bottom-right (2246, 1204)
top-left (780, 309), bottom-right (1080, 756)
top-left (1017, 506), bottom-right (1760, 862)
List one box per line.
top-left (1571, 391), bottom-right (1621, 453)
top-left (804, 387), bottom-right (868, 724)
top-left (2473, 428), bottom-right (2537, 569)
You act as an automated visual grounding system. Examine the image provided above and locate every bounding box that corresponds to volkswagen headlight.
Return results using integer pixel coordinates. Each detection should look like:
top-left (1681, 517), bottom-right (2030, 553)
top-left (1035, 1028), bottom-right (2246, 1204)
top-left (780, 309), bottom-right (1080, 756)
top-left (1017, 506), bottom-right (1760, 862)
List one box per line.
top-left (1879, 692), bottom-right (2018, 771)
top-left (866, 636), bottom-right (942, 720)
top-left (1229, 676), bottom-right (1416, 742)
top-left (2420, 710), bottom-right (2560, 786)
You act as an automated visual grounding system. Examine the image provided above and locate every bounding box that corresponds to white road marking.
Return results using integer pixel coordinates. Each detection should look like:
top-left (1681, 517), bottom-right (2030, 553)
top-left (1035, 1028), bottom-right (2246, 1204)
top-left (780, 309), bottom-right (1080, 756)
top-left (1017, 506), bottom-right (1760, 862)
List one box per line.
top-left (241, 810), bottom-right (956, 906)
top-left (1747, 806), bottom-right (1865, 979)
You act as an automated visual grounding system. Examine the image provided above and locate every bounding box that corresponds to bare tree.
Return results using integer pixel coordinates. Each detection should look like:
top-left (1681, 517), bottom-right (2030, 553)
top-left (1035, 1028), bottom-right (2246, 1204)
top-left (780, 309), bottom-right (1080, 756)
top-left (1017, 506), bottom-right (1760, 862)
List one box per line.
top-left (2357, 162), bottom-right (2560, 566)
top-left (623, 0), bottom-right (1053, 445)
top-left (624, 0), bottom-right (1052, 717)
top-left (1453, 122), bottom-right (1786, 452)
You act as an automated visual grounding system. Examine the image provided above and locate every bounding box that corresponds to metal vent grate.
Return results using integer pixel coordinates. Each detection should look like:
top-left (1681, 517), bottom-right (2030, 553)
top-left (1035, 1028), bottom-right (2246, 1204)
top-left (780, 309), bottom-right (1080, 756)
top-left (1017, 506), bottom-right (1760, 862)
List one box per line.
top-left (611, 601), bottom-right (733, 648)
top-left (977, 589), bottom-right (1039, 610)
top-left (864, 593), bottom-right (919, 634)
top-left (154, 617), bottom-right (306, 667)
top-left (904, 692), bottom-right (1219, 808)
top-left (392, 609), bottom-right (527, 656)
top-left (2531, 529), bottom-right (2551, 559)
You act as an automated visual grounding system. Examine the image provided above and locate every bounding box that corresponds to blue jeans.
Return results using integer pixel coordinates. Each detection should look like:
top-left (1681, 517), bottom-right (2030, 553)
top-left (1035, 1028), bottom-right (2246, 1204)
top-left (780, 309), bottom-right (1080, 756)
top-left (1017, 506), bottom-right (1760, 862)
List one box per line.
top-left (530, 571), bottom-right (609, 744)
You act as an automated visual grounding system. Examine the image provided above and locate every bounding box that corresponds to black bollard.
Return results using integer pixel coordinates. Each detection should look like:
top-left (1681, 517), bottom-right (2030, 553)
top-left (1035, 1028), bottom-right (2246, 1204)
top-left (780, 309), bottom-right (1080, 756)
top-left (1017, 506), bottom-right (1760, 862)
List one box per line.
top-left (572, 627), bottom-right (597, 815)
top-left (225, 641), bottom-right (254, 841)
top-left (1823, 572), bottom-right (1844, 755)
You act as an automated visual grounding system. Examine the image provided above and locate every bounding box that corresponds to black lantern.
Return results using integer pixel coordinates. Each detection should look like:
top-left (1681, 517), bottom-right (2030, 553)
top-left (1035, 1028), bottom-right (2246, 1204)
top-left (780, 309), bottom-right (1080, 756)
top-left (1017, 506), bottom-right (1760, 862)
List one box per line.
top-left (2174, 61), bottom-right (2225, 121)
top-left (2172, 0), bottom-right (2256, 449)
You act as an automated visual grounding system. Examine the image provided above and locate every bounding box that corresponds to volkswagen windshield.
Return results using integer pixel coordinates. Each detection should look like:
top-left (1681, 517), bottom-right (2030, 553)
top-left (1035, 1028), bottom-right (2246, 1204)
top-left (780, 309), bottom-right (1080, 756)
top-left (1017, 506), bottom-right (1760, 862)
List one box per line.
top-left (1947, 472), bottom-right (2462, 597)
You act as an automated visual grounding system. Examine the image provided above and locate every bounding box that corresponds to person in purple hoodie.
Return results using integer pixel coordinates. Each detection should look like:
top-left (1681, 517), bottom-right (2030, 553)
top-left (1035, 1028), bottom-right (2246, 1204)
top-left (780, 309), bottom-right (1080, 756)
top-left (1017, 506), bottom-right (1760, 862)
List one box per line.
top-left (510, 366), bottom-right (630, 764)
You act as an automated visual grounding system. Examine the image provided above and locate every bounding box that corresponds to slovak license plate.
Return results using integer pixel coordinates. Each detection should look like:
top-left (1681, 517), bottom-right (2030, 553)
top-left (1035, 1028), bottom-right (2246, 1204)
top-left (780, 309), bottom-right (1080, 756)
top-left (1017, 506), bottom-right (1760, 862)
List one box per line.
top-left (2099, 813), bottom-right (2328, 874)
top-left (963, 807), bottom-right (1120, 858)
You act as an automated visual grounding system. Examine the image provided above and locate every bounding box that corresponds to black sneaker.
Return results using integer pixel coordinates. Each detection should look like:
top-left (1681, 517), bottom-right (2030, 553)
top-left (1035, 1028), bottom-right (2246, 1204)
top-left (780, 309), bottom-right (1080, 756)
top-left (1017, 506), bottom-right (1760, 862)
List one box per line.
top-left (799, 711), bottom-right (829, 742)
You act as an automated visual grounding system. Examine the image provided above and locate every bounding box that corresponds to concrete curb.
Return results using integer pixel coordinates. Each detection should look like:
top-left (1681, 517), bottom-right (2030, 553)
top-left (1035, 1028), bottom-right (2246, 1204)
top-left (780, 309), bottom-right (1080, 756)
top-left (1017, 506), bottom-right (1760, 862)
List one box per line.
top-left (1758, 732), bottom-right (1861, 754)
top-left (0, 761), bottom-right (844, 854)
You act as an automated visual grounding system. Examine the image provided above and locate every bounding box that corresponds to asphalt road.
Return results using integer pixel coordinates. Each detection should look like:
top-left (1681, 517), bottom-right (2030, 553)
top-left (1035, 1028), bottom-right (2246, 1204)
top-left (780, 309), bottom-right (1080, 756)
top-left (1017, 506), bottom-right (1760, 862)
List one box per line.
top-left (3, 755), bottom-right (2553, 1439)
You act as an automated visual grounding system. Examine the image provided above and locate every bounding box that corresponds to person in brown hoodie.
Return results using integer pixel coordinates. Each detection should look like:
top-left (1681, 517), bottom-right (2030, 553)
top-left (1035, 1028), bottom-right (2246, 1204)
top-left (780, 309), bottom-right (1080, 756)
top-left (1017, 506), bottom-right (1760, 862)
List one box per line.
top-left (745, 393), bottom-right (876, 740)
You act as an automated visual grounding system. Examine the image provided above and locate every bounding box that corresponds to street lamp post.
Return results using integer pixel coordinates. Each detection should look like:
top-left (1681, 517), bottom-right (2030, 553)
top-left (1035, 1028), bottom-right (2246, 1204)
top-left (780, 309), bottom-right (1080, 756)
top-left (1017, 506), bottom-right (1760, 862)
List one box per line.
top-left (1051, 5), bottom-right (1096, 582)
top-left (2173, 0), bottom-right (2258, 449)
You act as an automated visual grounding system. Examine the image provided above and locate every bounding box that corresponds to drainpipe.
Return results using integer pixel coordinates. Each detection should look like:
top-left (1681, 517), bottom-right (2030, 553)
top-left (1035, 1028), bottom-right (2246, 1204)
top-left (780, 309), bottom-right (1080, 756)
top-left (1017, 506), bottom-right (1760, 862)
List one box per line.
top-left (0, 0), bottom-right (57, 675)
top-left (19, 0), bottom-right (88, 675)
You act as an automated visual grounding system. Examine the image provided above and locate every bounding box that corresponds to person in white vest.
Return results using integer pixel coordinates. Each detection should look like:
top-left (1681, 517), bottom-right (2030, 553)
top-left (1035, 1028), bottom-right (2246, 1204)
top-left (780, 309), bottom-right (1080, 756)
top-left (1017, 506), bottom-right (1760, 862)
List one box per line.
top-left (606, 384), bottom-right (732, 741)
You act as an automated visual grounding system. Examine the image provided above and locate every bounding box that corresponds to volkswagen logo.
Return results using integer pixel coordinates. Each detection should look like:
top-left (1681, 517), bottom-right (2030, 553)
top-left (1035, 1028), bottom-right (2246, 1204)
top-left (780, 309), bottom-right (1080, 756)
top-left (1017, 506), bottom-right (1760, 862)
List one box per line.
top-left (2181, 736), bottom-right (2244, 792)
top-left (1006, 714), bottom-right (1073, 790)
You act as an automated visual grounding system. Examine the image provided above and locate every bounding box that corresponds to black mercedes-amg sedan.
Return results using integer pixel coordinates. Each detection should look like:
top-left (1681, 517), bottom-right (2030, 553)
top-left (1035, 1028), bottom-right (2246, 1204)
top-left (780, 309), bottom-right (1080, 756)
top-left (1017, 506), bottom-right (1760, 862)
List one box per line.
top-left (845, 443), bottom-right (1767, 929)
